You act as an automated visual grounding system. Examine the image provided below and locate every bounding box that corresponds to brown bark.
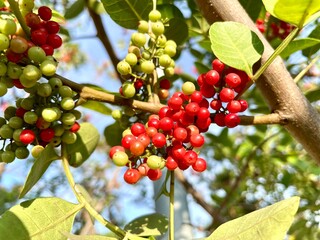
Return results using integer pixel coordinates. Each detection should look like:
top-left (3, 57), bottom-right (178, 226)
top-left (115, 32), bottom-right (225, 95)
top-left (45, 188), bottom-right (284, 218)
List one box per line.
top-left (196, 0), bottom-right (320, 164)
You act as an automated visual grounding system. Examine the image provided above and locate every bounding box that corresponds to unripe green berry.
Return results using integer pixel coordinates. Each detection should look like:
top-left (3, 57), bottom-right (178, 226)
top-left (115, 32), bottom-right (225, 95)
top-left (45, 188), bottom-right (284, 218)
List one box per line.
top-left (31, 145), bottom-right (44, 158)
top-left (0, 62), bottom-right (7, 76)
top-left (157, 35), bottom-right (167, 47)
top-left (59, 85), bottom-right (73, 98)
top-left (42, 108), bottom-right (58, 122)
top-left (37, 83), bottom-right (52, 97)
top-left (20, 74), bottom-right (37, 88)
top-left (138, 20), bottom-right (149, 33)
top-left (60, 97), bottom-right (75, 110)
top-left (20, 97), bottom-right (35, 110)
top-left (0, 33), bottom-right (9, 51)
top-left (141, 60), bottom-right (155, 74)
top-left (112, 109), bottom-right (122, 120)
top-left (147, 155), bottom-right (163, 169)
top-left (0, 82), bottom-right (8, 96)
top-left (122, 82), bottom-right (136, 98)
top-left (7, 63), bottom-right (22, 79)
top-left (149, 10), bottom-right (162, 21)
top-left (159, 54), bottom-right (172, 68)
top-left (8, 116), bottom-right (23, 129)
top-left (0, 19), bottom-right (17, 35)
top-left (61, 131), bottom-right (77, 144)
top-left (125, 53), bottom-right (138, 66)
top-left (0, 117), bottom-right (6, 128)
top-left (117, 61), bottom-right (131, 75)
top-left (49, 77), bottom-right (63, 90)
top-left (50, 136), bottom-right (61, 146)
top-left (112, 151), bottom-right (129, 166)
top-left (53, 124), bottom-right (65, 137)
top-left (182, 81), bottom-right (196, 95)
top-left (61, 113), bottom-right (76, 125)
top-left (13, 129), bottom-right (23, 142)
top-left (165, 67), bottom-right (175, 77)
top-left (23, 65), bottom-right (42, 81)
top-left (151, 21), bottom-right (165, 36)
top-left (28, 46), bottom-right (46, 64)
top-left (0, 124), bottom-right (14, 139)
top-left (4, 106), bottom-right (17, 120)
top-left (15, 146), bottom-right (29, 159)
top-left (23, 111), bottom-right (38, 125)
top-left (1, 150), bottom-right (15, 163)
top-left (40, 59), bottom-right (57, 76)
top-left (164, 44), bottom-right (177, 57)
top-left (131, 32), bottom-right (147, 47)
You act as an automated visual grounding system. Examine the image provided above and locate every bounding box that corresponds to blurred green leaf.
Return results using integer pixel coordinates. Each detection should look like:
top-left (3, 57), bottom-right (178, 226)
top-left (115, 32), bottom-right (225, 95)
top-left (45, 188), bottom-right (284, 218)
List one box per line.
top-left (262, 0), bottom-right (320, 27)
top-left (209, 22), bottom-right (264, 77)
top-left (157, 4), bottom-right (184, 19)
top-left (67, 123), bottom-right (100, 167)
top-left (65, 0), bottom-right (85, 19)
top-left (194, 61), bottom-right (210, 74)
top-left (165, 17), bottom-right (188, 45)
top-left (124, 213), bottom-right (168, 237)
top-left (206, 197), bottom-right (300, 240)
top-left (302, 25), bottom-right (320, 57)
top-left (239, 0), bottom-right (263, 21)
top-left (281, 38), bottom-right (320, 58)
top-left (19, 144), bottom-right (59, 198)
top-left (305, 88), bottom-right (320, 102)
top-left (81, 100), bottom-right (112, 115)
top-left (101, 0), bottom-right (153, 29)
top-left (104, 122), bottom-right (123, 146)
top-left (0, 197), bottom-right (82, 240)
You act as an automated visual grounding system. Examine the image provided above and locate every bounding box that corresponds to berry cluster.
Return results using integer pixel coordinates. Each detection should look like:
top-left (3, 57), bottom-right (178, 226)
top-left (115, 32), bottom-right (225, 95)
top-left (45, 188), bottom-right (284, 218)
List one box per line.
top-left (198, 59), bottom-right (249, 128)
top-left (256, 17), bottom-right (294, 40)
top-left (110, 80), bottom-right (210, 184)
top-left (0, 77), bottom-right (81, 163)
top-left (116, 10), bottom-right (177, 100)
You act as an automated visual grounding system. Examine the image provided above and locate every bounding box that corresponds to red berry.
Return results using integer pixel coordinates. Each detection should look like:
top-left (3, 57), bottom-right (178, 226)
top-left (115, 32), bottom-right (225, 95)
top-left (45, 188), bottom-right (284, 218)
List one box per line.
top-left (121, 134), bottom-right (135, 149)
top-left (197, 73), bottom-right (205, 86)
top-left (6, 49), bottom-right (23, 63)
top-left (171, 143), bottom-right (186, 161)
top-left (152, 132), bottom-right (166, 148)
top-left (147, 168), bottom-right (162, 181)
top-left (46, 34), bottom-right (62, 49)
top-left (70, 122), bottom-right (81, 133)
top-left (12, 79), bottom-right (25, 89)
top-left (45, 21), bottom-right (60, 34)
top-left (238, 99), bottom-right (248, 112)
top-left (227, 100), bottom-right (242, 113)
top-left (197, 107), bottom-right (210, 119)
top-left (192, 158), bottom-right (207, 172)
top-left (39, 128), bottom-right (55, 142)
top-left (210, 99), bottom-right (222, 111)
top-left (109, 145), bottom-right (125, 158)
top-left (211, 59), bottom-right (225, 73)
top-left (158, 106), bottom-right (171, 119)
top-left (131, 122), bottom-right (146, 136)
top-left (124, 168), bottom-right (141, 184)
top-left (173, 127), bottom-right (187, 142)
top-left (168, 96), bottom-right (183, 110)
top-left (225, 73), bottom-right (241, 88)
top-left (159, 117), bottom-right (174, 131)
top-left (16, 107), bottom-right (28, 118)
top-left (148, 118), bottom-right (160, 129)
top-left (183, 150), bottom-right (198, 165)
top-left (219, 88), bottom-right (235, 102)
top-left (146, 126), bottom-right (158, 137)
top-left (134, 79), bottom-right (144, 90)
top-left (129, 140), bottom-right (145, 156)
top-left (166, 156), bottom-right (178, 170)
top-left (41, 44), bottom-right (54, 56)
top-left (159, 79), bottom-right (171, 89)
top-left (20, 129), bottom-right (36, 144)
top-left (190, 91), bottom-right (203, 103)
top-left (225, 113), bottom-right (240, 128)
top-left (38, 6), bottom-right (52, 21)
top-left (214, 113), bottom-right (226, 127)
top-left (31, 29), bottom-right (48, 45)
top-left (199, 98), bottom-right (209, 108)
top-left (190, 134), bottom-right (204, 148)
top-left (25, 12), bottom-right (41, 29)
top-left (200, 83), bottom-right (215, 98)
top-left (205, 70), bottom-right (220, 85)
top-left (137, 133), bottom-right (150, 148)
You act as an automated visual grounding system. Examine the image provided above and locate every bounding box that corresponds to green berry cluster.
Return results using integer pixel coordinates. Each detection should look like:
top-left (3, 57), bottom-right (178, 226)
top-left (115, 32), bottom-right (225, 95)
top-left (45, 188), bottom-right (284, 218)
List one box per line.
top-left (0, 77), bottom-right (81, 163)
top-left (116, 10), bottom-right (177, 99)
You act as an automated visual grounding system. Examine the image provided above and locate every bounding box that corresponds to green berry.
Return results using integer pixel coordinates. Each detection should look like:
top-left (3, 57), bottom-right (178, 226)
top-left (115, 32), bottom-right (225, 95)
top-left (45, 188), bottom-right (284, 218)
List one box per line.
top-left (131, 32), bottom-right (147, 47)
top-left (141, 60), bottom-right (155, 74)
top-left (13, 129), bottom-right (23, 142)
top-left (49, 77), bottom-right (62, 90)
top-left (157, 35), bottom-right (167, 47)
top-left (0, 82), bottom-right (8, 96)
top-left (164, 44), bottom-right (177, 57)
top-left (7, 63), bottom-right (22, 79)
top-left (4, 106), bottom-right (17, 120)
top-left (15, 146), bottom-right (29, 159)
top-left (23, 111), bottom-right (38, 125)
top-left (159, 54), bottom-right (172, 68)
top-left (60, 97), bottom-right (75, 110)
top-left (8, 116), bottom-right (23, 129)
top-left (149, 10), bottom-right (162, 22)
top-left (0, 117), bottom-right (6, 127)
top-left (125, 53), bottom-right (138, 66)
top-left (165, 67), bottom-right (175, 77)
top-left (42, 108), bottom-right (58, 122)
top-left (19, 74), bottom-right (37, 88)
top-left (28, 46), bottom-right (46, 64)
top-left (40, 59), bottom-right (57, 76)
top-left (37, 83), bottom-right (52, 97)
top-left (117, 60), bottom-right (131, 75)
top-left (53, 124), bottom-right (65, 137)
top-left (0, 19), bottom-right (17, 35)
top-left (23, 65), bottom-right (42, 81)
top-left (151, 21), bottom-right (165, 36)
top-left (182, 81), bottom-right (196, 95)
top-left (0, 62), bottom-right (7, 76)
top-left (138, 20), bottom-right (149, 33)
top-left (20, 97), bottom-right (35, 110)
top-left (112, 151), bottom-right (129, 166)
top-left (31, 145), bottom-right (44, 158)
top-left (0, 33), bottom-right (9, 51)
top-left (122, 82), bottom-right (136, 98)
top-left (147, 155), bottom-right (163, 169)
top-left (0, 124), bottom-right (14, 139)
top-left (61, 113), bottom-right (76, 125)
top-left (59, 85), bottom-right (73, 98)
top-left (1, 150), bottom-right (15, 163)
top-left (61, 131), bottom-right (77, 144)
top-left (50, 136), bottom-right (61, 146)
top-left (112, 109), bottom-right (122, 120)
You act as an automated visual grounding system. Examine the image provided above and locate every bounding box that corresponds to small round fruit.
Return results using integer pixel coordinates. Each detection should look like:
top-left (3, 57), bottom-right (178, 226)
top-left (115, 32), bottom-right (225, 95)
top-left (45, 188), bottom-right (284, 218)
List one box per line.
top-left (37, 83), bottom-right (53, 97)
top-left (60, 97), bottom-right (75, 110)
top-left (138, 20), bottom-right (149, 33)
top-left (0, 124), bottom-right (14, 139)
top-left (15, 146), bottom-right (30, 159)
top-left (31, 145), bottom-right (45, 158)
top-left (38, 6), bottom-right (52, 21)
top-left (8, 116), bottom-right (23, 129)
top-left (117, 61), bottom-right (131, 75)
top-left (147, 168), bottom-right (162, 181)
top-left (147, 155), bottom-right (163, 169)
top-left (124, 168), bottom-right (141, 184)
top-left (125, 53), bottom-right (138, 66)
top-left (42, 108), bottom-right (58, 122)
top-left (112, 151), bottom-right (129, 166)
top-left (141, 60), bottom-right (155, 74)
top-left (10, 36), bottom-right (28, 54)
top-left (0, 19), bottom-right (17, 35)
top-left (111, 109), bottom-right (122, 120)
top-left (0, 33), bottom-right (9, 51)
top-left (40, 59), bottom-right (57, 76)
top-left (151, 21), bottom-right (165, 36)
top-left (59, 85), bottom-right (73, 98)
top-left (23, 65), bottom-right (42, 81)
top-left (0, 82), bottom-right (8, 96)
top-left (192, 158), bottom-right (207, 172)
top-left (148, 10), bottom-right (161, 22)
top-left (61, 131), bottom-right (77, 144)
top-left (19, 129), bottom-right (36, 144)
top-left (122, 82), bottom-right (136, 98)
top-left (1, 151), bottom-right (15, 163)
top-left (28, 46), bottom-right (46, 63)
top-left (159, 54), bottom-right (171, 68)
top-left (131, 32), bottom-right (147, 47)
top-left (182, 81), bottom-right (196, 95)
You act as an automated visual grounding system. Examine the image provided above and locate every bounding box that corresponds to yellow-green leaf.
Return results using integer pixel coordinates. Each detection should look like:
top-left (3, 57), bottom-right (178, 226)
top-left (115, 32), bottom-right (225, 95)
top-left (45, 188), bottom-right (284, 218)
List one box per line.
top-left (262, 0), bottom-right (320, 27)
top-left (206, 197), bottom-right (300, 240)
top-left (0, 197), bottom-right (83, 240)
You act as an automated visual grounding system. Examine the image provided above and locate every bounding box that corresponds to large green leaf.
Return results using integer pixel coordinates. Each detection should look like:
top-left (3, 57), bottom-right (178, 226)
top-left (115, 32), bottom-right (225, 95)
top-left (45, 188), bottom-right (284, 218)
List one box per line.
top-left (104, 122), bottom-right (123, 147)
top-left (280, 38), bottom-right (320, 58)
top-left (305, 88), bottom-right (320, 102)
top-left (157, 4), bottom-right (184, 19)
top-left (101, 0), bottom-right (153, 29)
top-left (66, 122), bottom-right (100, 167)
top-left (81, 100), bottom-right (112, 115)
top-left (209, 22), bottom-right (264, 77)
top-left (124, 213), bottom-right (168, 237)
top-left (262, 0), bottom-right (320, 27)
top-left (19, 144), bottom-right (60, 198)
top-left (64, 0), bottom-right (85, 19)
top-left (0, 197), bottom-right (82, 240)
top-left (206, 197), bottom-right (300, 240)
top-left (164, 17), bottom-right (189, 45)
top-left (302, 25), bottom-right (320, 57)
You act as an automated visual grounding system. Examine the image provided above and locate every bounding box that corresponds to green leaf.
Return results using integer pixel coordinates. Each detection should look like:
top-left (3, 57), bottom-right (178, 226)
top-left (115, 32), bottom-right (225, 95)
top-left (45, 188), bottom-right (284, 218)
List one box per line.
top-left (280, 38), bottom-right (320, 58)
top-left (0, 197), bottom-right (82, 240)
top-left (164, 17), bottom-right (188, 45)
top-left (194, 61), bottom-right (211, 74)
top-left (157, 4), bottom-right (184, 19)
top-left (81, 100), bottom-right (112, 115)
top-left (305, 88), bottom-right (320, 102)
top-left (262, 0), bottom-right (320, 27)
top-left (65, 0), bottom-right (85, 19)
top-left (124, 213), bottom-right (168, 237)
top-left (104, 122), bottom-right (123, 146)
top-left (209, 22), bottom-right (264, 77)
top-left (206, 197), bottom-right (300, 240)
top-left (19, 144), bottom-right (59, 198)
top-left (302, 25), bottom-right (320, 57)
top-left (62, 232), bottom-right (117, 240)
top-left (101, 0), bottom-right (153, 29)
top-left (66, 122), bottom-right (100, 167)
top-left (239, 0), bottom-right (263, 21)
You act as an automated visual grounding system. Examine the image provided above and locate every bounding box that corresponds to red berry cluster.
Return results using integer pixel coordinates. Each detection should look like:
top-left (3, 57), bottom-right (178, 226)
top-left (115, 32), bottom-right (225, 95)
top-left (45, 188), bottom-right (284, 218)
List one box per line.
top-left (110, 85), bottom-right (210, 184)
top-left (197, 59), bottom-right (249, 128)
top-left (256, 17), bottom-right (294, 40)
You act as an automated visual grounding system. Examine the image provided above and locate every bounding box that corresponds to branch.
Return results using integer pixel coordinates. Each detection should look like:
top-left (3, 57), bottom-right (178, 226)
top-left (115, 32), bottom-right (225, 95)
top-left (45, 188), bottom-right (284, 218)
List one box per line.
top-left (85, 1), bottom-right (121, 81)
top-left (196, 0), bottom-right (320, 164)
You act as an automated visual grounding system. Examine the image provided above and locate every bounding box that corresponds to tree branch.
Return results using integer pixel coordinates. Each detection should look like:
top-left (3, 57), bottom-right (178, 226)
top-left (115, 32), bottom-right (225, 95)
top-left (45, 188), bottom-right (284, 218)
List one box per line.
top-left (85, 1), bottom-right (121, 81)
top-left (196, 0), bottom-right (320, 164)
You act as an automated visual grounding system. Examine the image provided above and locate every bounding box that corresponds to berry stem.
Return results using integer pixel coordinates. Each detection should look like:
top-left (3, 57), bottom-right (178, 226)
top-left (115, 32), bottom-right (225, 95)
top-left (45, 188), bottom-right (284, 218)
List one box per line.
top-left (293, 55), bottom-right (320, 83)
top-left (153, 0), bottom-right (157, 11)
top-left (7, 0), bottom-right (31, 38)
top-left (252, 27), bottom-right (300, 82)
top-left (61, 143), bottom-right (126, 238)
top-left (169, 170), bottom-right (175, 240)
